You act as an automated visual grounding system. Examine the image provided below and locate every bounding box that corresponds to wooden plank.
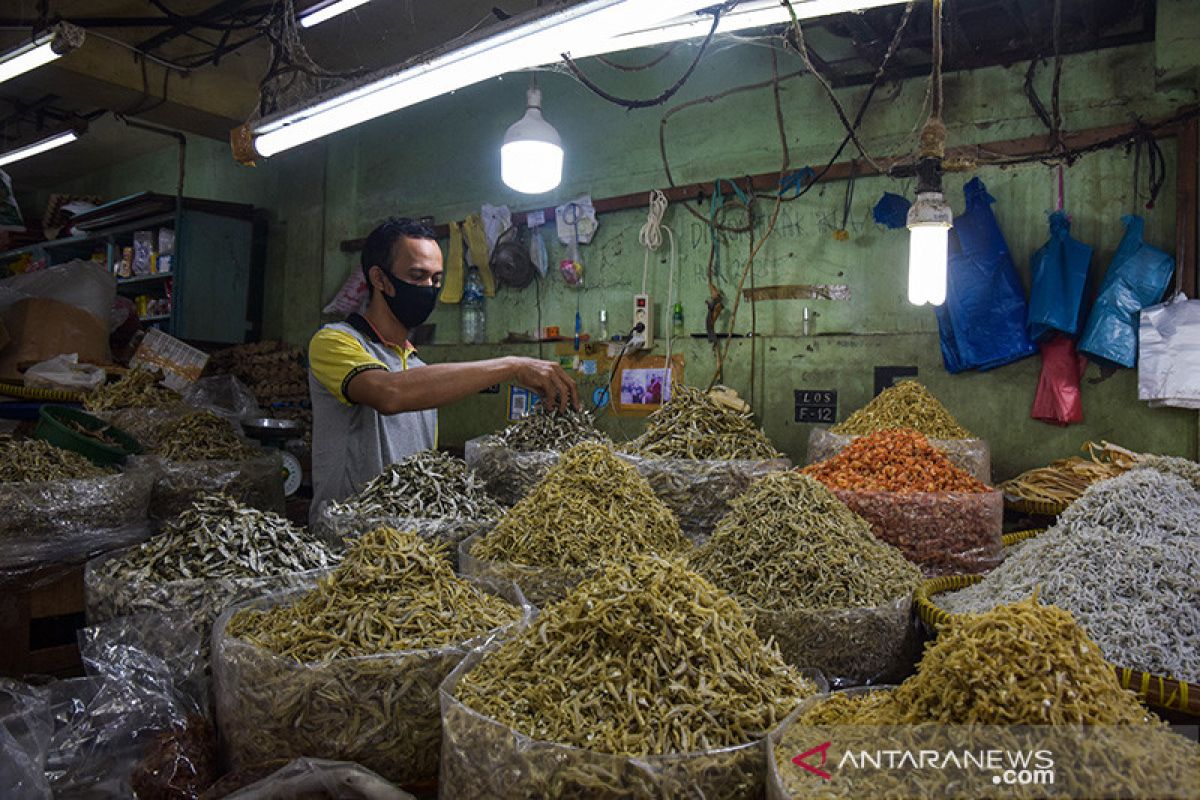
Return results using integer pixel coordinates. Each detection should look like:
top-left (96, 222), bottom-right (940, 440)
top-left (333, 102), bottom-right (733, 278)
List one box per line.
top-left (339, 106), bottom-right (1199, 252)
top-left (1176, 117), bottom-right (1198, 298)
top-left (27, 567), bottom-right (84, 619)
top-left (742, 284), bottom-right (852, 301)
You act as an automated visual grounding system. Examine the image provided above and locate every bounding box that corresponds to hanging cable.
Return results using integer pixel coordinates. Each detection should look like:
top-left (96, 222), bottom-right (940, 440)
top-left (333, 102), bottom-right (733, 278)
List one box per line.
top-left (639, 189), bottom-right (669, 293)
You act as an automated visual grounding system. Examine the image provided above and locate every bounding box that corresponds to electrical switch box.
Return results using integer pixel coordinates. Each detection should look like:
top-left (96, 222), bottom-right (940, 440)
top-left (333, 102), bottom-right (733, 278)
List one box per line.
top-left (633, 293), bottom-right (653, 349)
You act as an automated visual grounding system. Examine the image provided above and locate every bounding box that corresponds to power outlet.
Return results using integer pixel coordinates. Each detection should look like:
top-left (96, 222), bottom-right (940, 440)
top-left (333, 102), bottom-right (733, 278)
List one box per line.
top-left (633, 293), bottom-right (653, 349)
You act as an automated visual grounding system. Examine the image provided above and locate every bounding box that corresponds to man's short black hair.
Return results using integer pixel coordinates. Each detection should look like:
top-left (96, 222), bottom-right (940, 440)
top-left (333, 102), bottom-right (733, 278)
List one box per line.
top-left (361, 217), bottom-right (437, 288)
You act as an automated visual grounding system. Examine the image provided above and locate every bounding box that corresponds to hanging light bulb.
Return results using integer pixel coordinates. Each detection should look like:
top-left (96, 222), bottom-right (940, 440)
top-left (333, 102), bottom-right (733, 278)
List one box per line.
top-left (501, 84), bottom-right (563, 194)
top-left (906, 191), bottom-right (953, 305)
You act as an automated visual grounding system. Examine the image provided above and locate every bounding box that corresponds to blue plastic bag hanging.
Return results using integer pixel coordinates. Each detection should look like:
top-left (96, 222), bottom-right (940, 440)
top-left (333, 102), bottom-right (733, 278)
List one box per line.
top-left (1027, 210), bottom-right (1093, 341)
top-left (935, 177), bottom-right (1038, 372)
top-left (1078, 215), bottom-right (1175, 368)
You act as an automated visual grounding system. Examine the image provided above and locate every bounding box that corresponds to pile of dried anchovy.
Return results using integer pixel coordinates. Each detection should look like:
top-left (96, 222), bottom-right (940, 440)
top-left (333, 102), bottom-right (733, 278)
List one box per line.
top-left (85, 367), bottom-right (181, 412)
top-left (690, 472), bottom-right (921, 684)
top-left (495, 407), bottom-right (610, 452)
top-left (625, 385), bottom-right (782, 460)
top-left (444, 555), bottom-right (818, 798)
top-left (831, 380), bottom-right (972, 439)
top-left (471, 442), bottom-right (687, 572)
top-left (153, 411), bottom-right (261, 462)
top-left (773, 602), bottom-right (1196, 798)
top-left (217, 527), bottom-right (522, 783)
top-left (0, 437), bottom-right (111, 482)
top-left (940, 466), bottom-right (1200, 682)
top-left (325, 450), bottom-right (502, 522)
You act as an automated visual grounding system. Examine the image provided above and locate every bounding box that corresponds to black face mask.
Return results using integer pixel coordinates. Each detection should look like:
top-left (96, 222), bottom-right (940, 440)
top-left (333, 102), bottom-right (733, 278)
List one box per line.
top-left (379, 269), bottom-right (439, 329)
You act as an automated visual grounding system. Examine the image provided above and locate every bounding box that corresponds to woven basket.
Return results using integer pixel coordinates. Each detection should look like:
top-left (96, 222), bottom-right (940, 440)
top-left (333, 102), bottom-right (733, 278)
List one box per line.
top-left (915, 573), bottom-right (1200, 715)
top-left (1003, 496), bottom-right (1070, 516)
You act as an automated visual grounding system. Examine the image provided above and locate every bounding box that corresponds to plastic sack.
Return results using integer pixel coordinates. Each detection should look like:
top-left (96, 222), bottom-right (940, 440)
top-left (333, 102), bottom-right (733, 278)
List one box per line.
top-left (0, 680), bottom-right (52, 800)
top-left (1027, 210), bottom-right (1093, 341)
top-left (0, 169), bottom-right (24, 232)
top-left (439, 641), bottom-right (816, 799)
top-left (181, 375), bottom-right (262, 422)
top-left (213, 581), bottom-right (530, 785)
top-left (935, 178), bottom-right (1037, 373)
top-left (1078, 215), bottom-right (1175, 368)
top-left (323, 269), bottom-right (369, 317)
top-left (0, 259), bottom-right (115, 328)
top-left (1139, 293), bottom-right (1200, 408)
top-left (315, 511), bottom-right (488, 570)
top-left (465, 435), bottom-right (563, 506)
top-left (831, 488), bottom-right (1003, 577)
top-left (458, 528), bottom-right (587, 608)
top-left (22, 353), bottom-right (106, 393)
top-left (806, 428), bottom-right (991, 484)
top-left (149, 453), bottom-right (285, 525)
top-left (618, 454), bottom-right (792, 543)
top-left (0, 461), bottom-right (155, 585)
top-left (754, 597), bottom-right (916, 689)
top-left (1031, 335), bottom-right (1087, 425)
top-left (216, 759), bottom-right (415, 800)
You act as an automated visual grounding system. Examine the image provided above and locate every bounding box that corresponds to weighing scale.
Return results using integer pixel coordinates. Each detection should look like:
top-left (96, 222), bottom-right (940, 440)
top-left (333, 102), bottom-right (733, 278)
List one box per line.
top-left (241, 417), bottom-right (305, 496)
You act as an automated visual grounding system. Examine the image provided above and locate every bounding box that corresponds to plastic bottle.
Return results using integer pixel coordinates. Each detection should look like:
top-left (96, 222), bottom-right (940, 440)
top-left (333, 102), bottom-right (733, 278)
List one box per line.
top-left (672, 302), bottom-right (684, 337)
top-left (462, 267), bottom-right (486, 344)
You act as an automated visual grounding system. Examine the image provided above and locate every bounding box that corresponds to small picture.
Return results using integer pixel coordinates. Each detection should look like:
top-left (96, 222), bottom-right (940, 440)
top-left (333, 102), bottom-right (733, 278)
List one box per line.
top-left (619, 368), bottom-right (672, 406)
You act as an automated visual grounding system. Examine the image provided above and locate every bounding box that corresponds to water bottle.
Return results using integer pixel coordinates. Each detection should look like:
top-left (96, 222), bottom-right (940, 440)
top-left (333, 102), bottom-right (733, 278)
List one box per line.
top-left (462, 267), bottom-right (486, 344)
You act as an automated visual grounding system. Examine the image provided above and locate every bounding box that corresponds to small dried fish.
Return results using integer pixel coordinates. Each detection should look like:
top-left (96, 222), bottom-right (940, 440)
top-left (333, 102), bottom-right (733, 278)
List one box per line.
top-left (84, 367), bottom-right (181, 412)
top-left (154, 411), bottom-right (261, 462)
top-left (324, 450), bottom-right (501, 523)
top-left (830, 379), bottom-right (972, 439)
top-left (0, 438), bottom-right (112, 482)
top-left (625, 385), bottom-right (782, 461)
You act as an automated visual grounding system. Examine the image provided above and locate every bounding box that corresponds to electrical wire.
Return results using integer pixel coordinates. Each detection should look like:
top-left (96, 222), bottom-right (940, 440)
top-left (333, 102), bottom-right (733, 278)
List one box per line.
top-left (82, 29), bottom-right (193, 73)
top-left (639, 189), bottom-right (669, 293)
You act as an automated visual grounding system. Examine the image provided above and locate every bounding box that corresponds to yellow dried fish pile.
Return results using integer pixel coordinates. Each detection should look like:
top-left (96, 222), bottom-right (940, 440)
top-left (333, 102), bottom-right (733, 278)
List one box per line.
top-left (471, 442), bottom-right (687, 571)
top-left (442, 555), bottom-right (820, 798)
top-left (831, 380), bottom-right (971, 439)
top-left (626, 384), bottom-right (782, 460)
top-left (0, 437), bottom-right (111, 482)
top-left (84, 367), bottom-right (181, 412)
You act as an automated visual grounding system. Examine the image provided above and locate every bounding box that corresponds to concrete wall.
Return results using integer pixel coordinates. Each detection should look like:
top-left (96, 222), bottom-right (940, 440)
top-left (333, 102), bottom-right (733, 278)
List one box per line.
top-left (44, 11), bottom-right (1200, 478)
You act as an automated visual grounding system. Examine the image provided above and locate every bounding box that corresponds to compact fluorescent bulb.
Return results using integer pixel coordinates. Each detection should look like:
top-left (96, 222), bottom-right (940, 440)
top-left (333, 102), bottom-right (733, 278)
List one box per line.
top-left (569, 0), bottom-right (905, 58)
top-left (906, 191), bottom-right (953, 306)
top-left (252, 0), bottom-right (741, 157)
top-left (0, 129), bottom-right (80, 168)
top-left (299, 0), bottom-right (373, 28)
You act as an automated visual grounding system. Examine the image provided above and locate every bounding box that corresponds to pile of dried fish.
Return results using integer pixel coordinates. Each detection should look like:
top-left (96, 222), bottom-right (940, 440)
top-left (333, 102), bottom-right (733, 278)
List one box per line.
top-left (84, 367), bottom-right (181, 412)
top-left (443, 555), bottom-right (820, 799)
top-left (999, 440), bottom-right (1143, 508)
top-left (319, 450), bottom-right (502, 554)
top-left (831, 380), bottom-right (972, 439)
top-left (940, 466), bottom-right (1200, 682)
top-left (154, 411), bottom-right (261, 462)
top-left (690, 472), bottom-right (921, 685)
top-left (86, 494), bottom-right (335, 670)
top-left (216, 527), bottom-right (524, 783)
top-left (770, 599), bottom-right (1197, 798)
top-left (465, 442), bottom-right (688, 604)
top-left (0, 437), bottom-right (111, 482)
top-left (467, 409), bottom-right (611, 506)
top-left (626, 384), bottom-right (782, 460)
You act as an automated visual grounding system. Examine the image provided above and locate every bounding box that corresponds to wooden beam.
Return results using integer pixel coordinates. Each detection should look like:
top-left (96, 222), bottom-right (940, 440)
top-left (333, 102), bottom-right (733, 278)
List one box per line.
top-left (340, 106), bottom-right (1199, 252)
top-left (1176, 116), bottom-right (1198, 298)
top-left (742, 284), bottom-right (851, 301)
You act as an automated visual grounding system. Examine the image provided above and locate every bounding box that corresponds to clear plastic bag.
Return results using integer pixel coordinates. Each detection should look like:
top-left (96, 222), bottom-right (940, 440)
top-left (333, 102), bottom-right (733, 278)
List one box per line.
top-left (22, 353), bottom-right (106, 393)
top-left (806, 428), bottom-right (991, 484)
top-left (618, 454), bottom-right (792, 543)
top-left (754, 597), bottom-right (916, 689)
top-left (217, 758), bottom-right (415, 800)
top-left (458, 528), bottom-right (588, 607)
top-left (213, 581), bottom-right (530, 785)
top-left (0, 680), bottom-right (52, 800)
top-left (464, 435), bottom-right (562, 506)
top-left (831, 488), bottom-right (1003, 577)
top-left (149, 453), bottom-right (284, 524)
top-left (181, 375), bottom-right (262, 422)
top-left (0, 462), bottom-right (155, 584)
top-left (316, 512), bottom-right (489, 570)
top-left (439, 642), bottom-right (795, 799)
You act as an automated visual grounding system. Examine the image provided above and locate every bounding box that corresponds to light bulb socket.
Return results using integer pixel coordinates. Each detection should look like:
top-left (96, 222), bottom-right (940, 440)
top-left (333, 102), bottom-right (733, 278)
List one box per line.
top-left (907, 191), bottom-right (953, 230)
top-left (51, 22), bottom-right (85, 55)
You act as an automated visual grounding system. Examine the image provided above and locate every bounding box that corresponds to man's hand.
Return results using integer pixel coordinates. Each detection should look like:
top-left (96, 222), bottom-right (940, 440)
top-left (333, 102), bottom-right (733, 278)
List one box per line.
top-left (507, 356), bottom-right (580, 412)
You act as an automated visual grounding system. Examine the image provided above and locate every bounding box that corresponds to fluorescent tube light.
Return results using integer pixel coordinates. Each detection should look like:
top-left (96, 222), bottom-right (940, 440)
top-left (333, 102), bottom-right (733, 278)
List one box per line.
top-left (0, 129), bottom-right (80, 168)
top-left (0, 23), bottom-right (85, 85)
top-left (299, 0), bottom-right (373, 28)
top-left (569, 0), bottom-right (905, 58)
top-left (251, 0), bottom-right (737, 157)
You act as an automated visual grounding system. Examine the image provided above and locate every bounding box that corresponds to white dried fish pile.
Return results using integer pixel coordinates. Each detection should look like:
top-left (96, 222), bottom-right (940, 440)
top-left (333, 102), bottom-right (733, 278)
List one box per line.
top-left (325, 450), bottom-right (501, 521)
top-left (941, 466), bottom-right (1200, 682)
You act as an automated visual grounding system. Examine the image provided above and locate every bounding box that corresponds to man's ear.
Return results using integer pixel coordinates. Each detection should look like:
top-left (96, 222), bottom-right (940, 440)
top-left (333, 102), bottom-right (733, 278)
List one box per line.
top-left (368, 264), bottom-right (389, 295)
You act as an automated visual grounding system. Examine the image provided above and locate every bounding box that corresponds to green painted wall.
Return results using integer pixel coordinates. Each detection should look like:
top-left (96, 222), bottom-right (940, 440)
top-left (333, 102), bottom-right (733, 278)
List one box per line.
top-left (45, 10), bottom-right (1200, 479)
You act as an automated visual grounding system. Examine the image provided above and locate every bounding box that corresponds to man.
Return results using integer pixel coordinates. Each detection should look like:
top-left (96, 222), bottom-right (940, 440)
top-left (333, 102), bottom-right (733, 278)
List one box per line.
top-left (308, 216), bottom-right (578, 518)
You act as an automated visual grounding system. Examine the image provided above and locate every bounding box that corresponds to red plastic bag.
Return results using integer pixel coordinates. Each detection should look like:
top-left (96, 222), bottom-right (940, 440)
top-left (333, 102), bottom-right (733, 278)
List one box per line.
top-left (1031, 335), bottom-right (1086, 425)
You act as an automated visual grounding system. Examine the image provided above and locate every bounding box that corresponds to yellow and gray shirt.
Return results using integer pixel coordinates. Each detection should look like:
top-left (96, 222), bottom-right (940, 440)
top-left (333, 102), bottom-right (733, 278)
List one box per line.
top-left (307, 313), bottom-right (436, 521)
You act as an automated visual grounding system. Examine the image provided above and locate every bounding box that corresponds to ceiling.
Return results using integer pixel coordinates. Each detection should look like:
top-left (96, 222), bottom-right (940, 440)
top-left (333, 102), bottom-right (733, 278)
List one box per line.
top-left (0, 0), bottom-right (1156, 189)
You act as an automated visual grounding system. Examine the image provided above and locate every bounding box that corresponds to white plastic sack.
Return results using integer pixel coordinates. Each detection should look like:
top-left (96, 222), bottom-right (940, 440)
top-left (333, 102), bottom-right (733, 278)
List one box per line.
top-left (1139, 292), bottom-right (1200, 409)
top-left (22, 354), bottom-right (106, 392)
top-left (0, 260), bottom-right (115, 325)
top-left (481, 203), bottom-right (512, 253)
top-left (322, 268), bottom-right (368, 316)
